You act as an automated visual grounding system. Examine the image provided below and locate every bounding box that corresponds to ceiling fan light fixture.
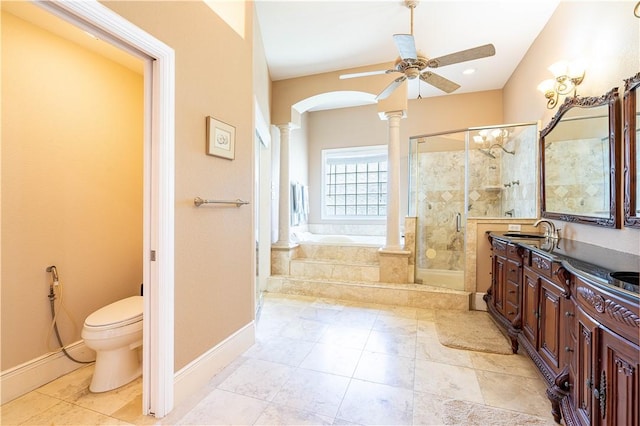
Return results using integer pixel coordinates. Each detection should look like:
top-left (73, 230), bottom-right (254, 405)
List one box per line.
top-left (406, 68), bottom-right (421, 79)
top-left (462, 68), bottom-right (476, 75)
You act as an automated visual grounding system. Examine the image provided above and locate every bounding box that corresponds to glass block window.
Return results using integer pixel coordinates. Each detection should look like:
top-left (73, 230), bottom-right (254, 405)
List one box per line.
top-left (322, 145), bottom-right (388, 219)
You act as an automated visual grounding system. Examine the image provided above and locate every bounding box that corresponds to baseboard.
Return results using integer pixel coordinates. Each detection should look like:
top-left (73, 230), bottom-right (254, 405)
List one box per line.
top-left (473, 292), bottom-right (488, 311)
top-left (173, 321), bottom-right (255, 408)
top-left (2, 323), bottom-right (255, 409)
top-left (1, 341), bottom-right (95, 404)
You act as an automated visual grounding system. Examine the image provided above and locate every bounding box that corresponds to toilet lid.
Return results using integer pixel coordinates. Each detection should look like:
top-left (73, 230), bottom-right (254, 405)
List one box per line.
top-left (84, 296), bottom-right (143, 328)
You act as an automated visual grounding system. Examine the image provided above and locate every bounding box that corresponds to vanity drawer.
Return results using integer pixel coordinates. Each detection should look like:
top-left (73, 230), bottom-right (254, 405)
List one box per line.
top-left (505, 280), bottom-right (519, 305)
top-left (492, 239), bottom-right (507, 256)
top-left (506, 259), bottom-right (520, 282)
top-left (507, 244), bottom-right (521, 260)
top-left (530, 252), bottom-right (552, 278)
top-left (505, 301), bottom-right (519, 322)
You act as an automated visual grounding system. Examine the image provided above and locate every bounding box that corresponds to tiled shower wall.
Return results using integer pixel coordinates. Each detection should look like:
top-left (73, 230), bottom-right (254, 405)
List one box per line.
top-left (499, 125), bottom-right (537, 218)
top-left (414, 124), bottom-right (537, 274)
top-left (416, 150), bottom-right (466, 272)
top-left (468, 125), bottom-right (537, 218)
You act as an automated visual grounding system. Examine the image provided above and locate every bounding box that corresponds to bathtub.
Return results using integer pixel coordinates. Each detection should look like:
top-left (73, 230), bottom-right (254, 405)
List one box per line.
top-left (292, 231), bottom-right (385, 246)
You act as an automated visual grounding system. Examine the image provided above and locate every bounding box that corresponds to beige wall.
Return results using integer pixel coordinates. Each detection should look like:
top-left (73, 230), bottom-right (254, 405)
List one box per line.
top-left (271, 61), bottom-right (395, 125)
top-left (290, 113), bottom-right (309, 191)
top-left (1, 11), bottom-right (144, 369)
top-left (504, 1), bottom-right (640, 254)
top-left (104, 1), bottom-right (256, 371)
top-left (306, 90), bottom-right (504, 225)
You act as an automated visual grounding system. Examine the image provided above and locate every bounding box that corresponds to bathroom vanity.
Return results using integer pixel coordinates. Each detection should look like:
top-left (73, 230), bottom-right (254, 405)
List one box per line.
top-left (485, 232), bottom-right (639, 425)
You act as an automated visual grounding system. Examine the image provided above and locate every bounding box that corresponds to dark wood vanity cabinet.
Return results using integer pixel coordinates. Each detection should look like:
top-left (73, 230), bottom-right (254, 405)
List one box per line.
top-left (538, 275), bottom-right (565, 373)
top-left (568, 275), bottom-right (640, 426)
top-left (486, 238), bottom-right (521, 352)
top-left (486, 234), bottom-right (640, 425)
top-left (490, 239), bottom-right (507, 315)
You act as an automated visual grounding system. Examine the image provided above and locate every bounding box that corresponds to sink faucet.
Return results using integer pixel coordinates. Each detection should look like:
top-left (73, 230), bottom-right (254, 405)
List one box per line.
top-left (533, 219), bottom-right (559, 239)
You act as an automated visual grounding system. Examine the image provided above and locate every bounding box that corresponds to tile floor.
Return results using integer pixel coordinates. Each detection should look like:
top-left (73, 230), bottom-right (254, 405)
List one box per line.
top-left (1, 293), bottom-right (557, 425)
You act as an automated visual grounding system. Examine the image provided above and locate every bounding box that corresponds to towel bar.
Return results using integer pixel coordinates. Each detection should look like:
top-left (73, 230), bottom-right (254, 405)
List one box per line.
top-left (194, 197), bottom-right (249, 207)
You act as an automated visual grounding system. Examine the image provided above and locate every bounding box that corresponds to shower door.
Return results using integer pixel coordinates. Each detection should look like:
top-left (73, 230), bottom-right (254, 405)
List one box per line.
top-left (409, 132), bottom-right (466, 291)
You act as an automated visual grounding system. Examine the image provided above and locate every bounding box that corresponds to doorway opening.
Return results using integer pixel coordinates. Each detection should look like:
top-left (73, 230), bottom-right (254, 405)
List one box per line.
top-left (29, 1), bottom-right (175, 417)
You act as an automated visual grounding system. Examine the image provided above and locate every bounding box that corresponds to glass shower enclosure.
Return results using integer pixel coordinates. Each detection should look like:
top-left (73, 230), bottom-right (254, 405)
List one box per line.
top-left (408, 123), bottom-right (538, 290)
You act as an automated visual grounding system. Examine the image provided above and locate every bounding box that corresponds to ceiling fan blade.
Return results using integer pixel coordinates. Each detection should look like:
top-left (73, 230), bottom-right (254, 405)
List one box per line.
top-left (339, 69), bottom-right (399, 79)
top-left (393, 34), bottom-right (417, 60)
top-left (376, 76), bottom-right (406, 100)
top-left (428, 44), bottom-right (496, 68)
top-left (420, 72), bottom-right (460, 93)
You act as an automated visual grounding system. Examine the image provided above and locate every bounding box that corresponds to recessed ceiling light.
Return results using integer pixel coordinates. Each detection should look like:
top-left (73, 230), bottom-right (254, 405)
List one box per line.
top-left (462, 68), bottom-right (476, 75)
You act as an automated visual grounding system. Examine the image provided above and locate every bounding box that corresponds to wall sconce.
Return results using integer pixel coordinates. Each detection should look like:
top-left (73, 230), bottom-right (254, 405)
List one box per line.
top-left (473, 128), bottom-right (509, 145)
top-left (635, 2), bottom-right (640, 18)
top-left (537, 60), bottom-right (586, 109)
top-left (472, 128), bottom-right (516, 157)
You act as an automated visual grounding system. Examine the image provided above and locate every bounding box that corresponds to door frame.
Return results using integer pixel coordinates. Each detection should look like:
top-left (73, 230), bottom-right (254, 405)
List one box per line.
top-left (34, 0), bottom-right (176, 417)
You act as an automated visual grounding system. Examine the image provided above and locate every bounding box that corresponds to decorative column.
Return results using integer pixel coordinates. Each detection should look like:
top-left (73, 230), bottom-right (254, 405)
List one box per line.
top-left (378, 110), bottom-right (411, 283)
top-left (384, 111), bottom-right (403, 251)
top-left (271, 123), bottom-right (298, 275)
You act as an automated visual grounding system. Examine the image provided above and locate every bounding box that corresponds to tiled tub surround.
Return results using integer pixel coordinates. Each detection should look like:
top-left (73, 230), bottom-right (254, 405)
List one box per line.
top-left (269, 234), bottom-right (471, 310)
top-left (1, 293), bottom-right (557, 425)
top-left (305, 223), bottom-right (386, 237)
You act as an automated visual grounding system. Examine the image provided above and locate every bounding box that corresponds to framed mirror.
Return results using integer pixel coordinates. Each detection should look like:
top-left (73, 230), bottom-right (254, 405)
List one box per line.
top-left (540, 87), bottom-right (621, 228)
top-left (623, 72), bottom-right (640, 228)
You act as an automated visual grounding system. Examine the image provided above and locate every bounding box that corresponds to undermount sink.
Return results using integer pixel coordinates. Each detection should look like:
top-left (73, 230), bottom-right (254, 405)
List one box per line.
top-left (609, 271), bottom-right (639, 286)
top-left (503, 232), bottom-right (546, 239)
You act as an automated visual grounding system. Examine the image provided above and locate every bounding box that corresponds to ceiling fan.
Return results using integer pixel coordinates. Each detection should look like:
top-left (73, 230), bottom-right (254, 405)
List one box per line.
top-left (339, 0), bottom-right (496, 100)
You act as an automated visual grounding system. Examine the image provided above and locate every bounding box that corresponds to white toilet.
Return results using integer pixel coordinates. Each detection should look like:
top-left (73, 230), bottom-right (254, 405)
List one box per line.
top-left (81, 295), bottom-right (143, 392)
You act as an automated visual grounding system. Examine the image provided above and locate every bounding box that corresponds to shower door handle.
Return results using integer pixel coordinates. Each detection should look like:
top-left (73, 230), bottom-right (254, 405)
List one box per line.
top-left (455, 212), bottom-right (462, 232)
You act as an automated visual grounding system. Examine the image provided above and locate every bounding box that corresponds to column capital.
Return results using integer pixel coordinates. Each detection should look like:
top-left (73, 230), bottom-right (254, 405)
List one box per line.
top-left (275, 122), bottom-right (297, 133)
top-left (378, 110), bottom-right (406, 121)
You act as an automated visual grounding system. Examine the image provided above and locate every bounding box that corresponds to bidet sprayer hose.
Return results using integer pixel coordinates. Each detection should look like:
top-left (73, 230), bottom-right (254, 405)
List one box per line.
top-left (46, 266), bottom-right (94, 364)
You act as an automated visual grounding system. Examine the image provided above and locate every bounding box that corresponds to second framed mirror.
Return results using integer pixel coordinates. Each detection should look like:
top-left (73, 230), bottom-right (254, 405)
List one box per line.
top-left (539, 87), bottom-right (621, 228)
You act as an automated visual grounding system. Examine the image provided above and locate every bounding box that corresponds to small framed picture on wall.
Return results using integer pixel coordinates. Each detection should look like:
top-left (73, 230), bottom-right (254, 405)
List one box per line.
top-left (206, 116), bottom-right (235, 160)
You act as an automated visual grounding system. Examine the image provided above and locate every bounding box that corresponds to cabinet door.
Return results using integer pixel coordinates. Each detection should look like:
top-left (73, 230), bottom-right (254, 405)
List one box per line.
top-left (597, 327), bottom-right (640, 426)
top-left (538, 276), bottom-right (563, 373)
top-left (522, 267), bottom-right (539, 347)
top-left (574, 308), bottom-right (598, 426)
top-left (493, 254), bottom-right (506, 315)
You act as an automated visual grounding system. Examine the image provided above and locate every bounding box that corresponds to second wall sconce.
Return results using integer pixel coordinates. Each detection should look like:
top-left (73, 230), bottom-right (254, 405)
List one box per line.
top-left (537, 60), bottom-right (586, 109)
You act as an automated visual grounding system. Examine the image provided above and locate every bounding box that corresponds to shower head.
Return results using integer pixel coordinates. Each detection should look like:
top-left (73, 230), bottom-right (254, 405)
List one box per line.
top-left (488, 143), bottom-right (516, 155)
top-left (479, 148), bottom-right (496, 159)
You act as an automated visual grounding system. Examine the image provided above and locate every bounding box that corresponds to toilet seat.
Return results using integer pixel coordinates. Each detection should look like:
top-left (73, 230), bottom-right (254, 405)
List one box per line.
top-left (84, 296), bottom-right (143, 331)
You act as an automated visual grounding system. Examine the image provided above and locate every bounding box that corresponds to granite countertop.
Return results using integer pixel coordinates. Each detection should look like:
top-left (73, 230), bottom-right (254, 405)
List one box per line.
top-left (489, 231), bottom-right (640, 298)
